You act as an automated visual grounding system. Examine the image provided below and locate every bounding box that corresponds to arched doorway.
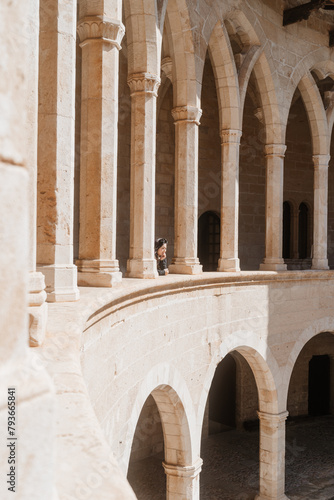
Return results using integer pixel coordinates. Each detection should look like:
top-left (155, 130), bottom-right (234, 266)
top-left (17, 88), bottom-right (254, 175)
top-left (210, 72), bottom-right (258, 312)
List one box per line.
top-left (286, 332), bottom-right (334, 498)
top-left (298, 202), bottom-right (309, 259)
top-left (198, 211), bottom-right (220, 271)
top-left (283, 201), bottom-right (292, 259)
top-left (308, 354), bottom-right (330, 416)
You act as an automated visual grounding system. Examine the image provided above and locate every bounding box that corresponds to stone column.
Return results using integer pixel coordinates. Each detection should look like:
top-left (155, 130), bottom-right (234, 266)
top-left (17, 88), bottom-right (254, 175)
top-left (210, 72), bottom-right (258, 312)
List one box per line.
top-left (312, 154), bottom-right (329, 270)
top-left (0, 0), bottom-right (56, 496)
top-left (26, 0), bottom-right (48, 346)
top-left (168, 106), bottom-right (203, 275)
top-left (255, 411), bottom-right (289, 500)
top-left (126, 73), bottom-right (160, 278)
top-left (163, 459), bottom-right (202, 500)
top-left (217, 129), bottom-right (241, 272)
top-left (37, 0), bottom-right (79, 302)
top-left (76, 17), bottom-right (124, 286)
top-left (260, 144), bottom-right (287, 271)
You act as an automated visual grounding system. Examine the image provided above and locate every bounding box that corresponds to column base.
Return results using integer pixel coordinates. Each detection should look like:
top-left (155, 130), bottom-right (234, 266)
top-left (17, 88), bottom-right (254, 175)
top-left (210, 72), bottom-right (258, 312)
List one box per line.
top-left (76, 259), bottom-right (122, 287)
top-left (28, 271), bottom-right (48, 347)
top-left (260, 259), bottom-right (287, 271)
top-left (169, 258), bottom-right (202, 275)
top-left (311, 258), bottom-right (329, 270)
top-left (217, 257), bottom-right (240, 272)
top-left (37, 264), bottom-right (80, 302)
top-left (126, 259), bottom-right (158, 279)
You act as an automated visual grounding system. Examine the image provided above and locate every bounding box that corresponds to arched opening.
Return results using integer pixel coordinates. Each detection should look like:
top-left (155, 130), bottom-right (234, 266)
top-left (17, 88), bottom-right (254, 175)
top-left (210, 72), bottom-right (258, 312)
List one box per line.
top-left (284, 88), bottom-right (314, 270)
top-left (155, 32), bottom-right (175, 261)
top-left (298, 202), bottom-right (309, 259)
top-left (126, 381), bottom-right (194, 499)
top-left (198, 50), bottom-right (221, 270)
top-left (198, 211), bottom-right (220, 272)
top-left (127, 395), bottom-right (165, 499)
top-left (201, 352), bottom-right (260, 498)
top-left (283, 201), bottom-right (292, 259)
top-left (239, 72), bottom-right (266, 270)
top-left (286, 332), bottom-right (334, 498)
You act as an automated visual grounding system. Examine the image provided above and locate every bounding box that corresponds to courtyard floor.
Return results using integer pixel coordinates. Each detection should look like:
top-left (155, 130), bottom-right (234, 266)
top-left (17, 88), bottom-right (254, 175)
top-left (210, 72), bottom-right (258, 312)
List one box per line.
top-left (128, 415), bottom-right (334, 499)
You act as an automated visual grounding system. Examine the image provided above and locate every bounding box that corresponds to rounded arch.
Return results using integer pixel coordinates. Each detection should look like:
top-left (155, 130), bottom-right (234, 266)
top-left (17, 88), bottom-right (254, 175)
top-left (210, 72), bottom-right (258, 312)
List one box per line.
top-left (123, 0), bottom-right (163, 76)
top-left (207, 20), bottom-right (241, 130)
top-left (251, 51), bottom-right (285, 144)
top-left (122, 363), bottom-right (197, 473)
top-left (283, 317), bottom-right (334, 406)
top-left (297, 71), bottom-right (329, 155)
top-left (165, 0), bottom-right (199, 107)
top-left (198, 334), bottom-right (281, 440)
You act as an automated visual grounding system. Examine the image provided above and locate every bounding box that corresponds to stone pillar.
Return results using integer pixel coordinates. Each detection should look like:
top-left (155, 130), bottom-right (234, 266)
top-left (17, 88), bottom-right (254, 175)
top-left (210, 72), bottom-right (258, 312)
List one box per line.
top-left (76, 17), bottom-right (124, 286)
top-left (260, 144), bottom-right (287, 271)
top-left (37, 0), bottom-right (79, 302)
top-left (163, 459), bottom-right (202, 500)
top-left (169, 106), bottom-right (203, 275)
top-left (126, 73), bottom-right (160, 278)
top-left (0, 0), bottom-right (56, 496)
top-left (27, 0), bottom-right (48, 346)
top-left (311, 154), bottom-right (329, 270)
top-left (255, 411), bottom-right (289, 500)
top-left (217, 129), bottom-right (241, 272)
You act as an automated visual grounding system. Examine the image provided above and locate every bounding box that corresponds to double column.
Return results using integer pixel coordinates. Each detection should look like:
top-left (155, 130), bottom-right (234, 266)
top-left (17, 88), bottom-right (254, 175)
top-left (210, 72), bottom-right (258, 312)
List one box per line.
top-left (126, 74), bottom-right (160, 278)
top-left (169, 106), bottom-right (203, 275)
top-left (312, 154), bottom-right (329, 269)
top-left (76, 16), bottom-right (124, 286)
top-left (218, 129), bottom-right (242, 272)
top-left (163, 459), bottom-right (202, 500)
top-left (37, 0), bottom-right (79, 301)
top-left (256, 411), bottom-right (289, 500)
top-left (260, 144), bottom-right (287, 271)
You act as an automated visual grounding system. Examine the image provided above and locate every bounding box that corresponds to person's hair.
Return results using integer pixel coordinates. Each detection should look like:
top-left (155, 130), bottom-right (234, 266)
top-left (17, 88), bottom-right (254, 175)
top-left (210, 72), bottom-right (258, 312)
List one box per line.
top-left (155, 238), bottom-right (168, 252)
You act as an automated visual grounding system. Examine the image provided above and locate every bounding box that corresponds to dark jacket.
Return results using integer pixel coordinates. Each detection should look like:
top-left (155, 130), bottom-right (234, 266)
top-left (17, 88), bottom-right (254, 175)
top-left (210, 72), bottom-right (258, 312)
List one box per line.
top-left (156, 257), bottom-right (168, 276)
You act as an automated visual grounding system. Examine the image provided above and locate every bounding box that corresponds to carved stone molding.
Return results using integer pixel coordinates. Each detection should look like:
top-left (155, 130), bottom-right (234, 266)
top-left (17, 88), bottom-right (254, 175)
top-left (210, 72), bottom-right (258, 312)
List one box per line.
top-left (313, 154), bottom-right (330, 168)
top-left (254, 107), bottom-right (264, 124)
top-left (77, 16), bottom-right (125, 49)
top-left (161, 56), bottom-right (173, 83)
top-left (163, 458), bottom-right (203, 478)
top-left (127, 73), bottom-right (160, 97)
top-left (171, 106), bottom-right (202, 124)
top-left (257, 410), bottom-right (289, 424)
top-left (265, 143), bottom-right (287, 158)
top-left (324, 90), bottom-right (334, 110)
top-left (220, 129), bottom-right (242, 144)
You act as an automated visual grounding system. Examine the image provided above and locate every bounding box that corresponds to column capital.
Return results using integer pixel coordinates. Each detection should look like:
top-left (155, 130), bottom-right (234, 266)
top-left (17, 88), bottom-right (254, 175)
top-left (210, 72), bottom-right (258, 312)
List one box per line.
top-left (171, 105), bottom-right (202, 125)
top-left (313, 154), bottom-right (330, 168)
top-left (257, 410), bottom-right (289, 424)
top-left (127, 73), bottom-right (160, 97)
top-left (220, 129), bottom-right (242, 144)
top-left (265, 144), bottom-right (287, 158)
top-left (77, 16), bottom-right (125, 49)
top-left (163, 458), bottom-right (203, 478)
